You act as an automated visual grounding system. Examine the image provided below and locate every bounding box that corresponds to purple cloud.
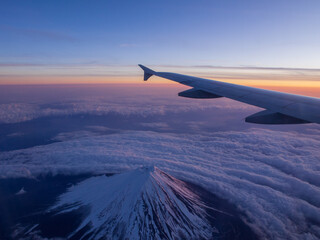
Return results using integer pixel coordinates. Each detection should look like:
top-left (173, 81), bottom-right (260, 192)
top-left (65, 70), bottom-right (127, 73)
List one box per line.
top-left (1, 129), bottom-right (319, 239)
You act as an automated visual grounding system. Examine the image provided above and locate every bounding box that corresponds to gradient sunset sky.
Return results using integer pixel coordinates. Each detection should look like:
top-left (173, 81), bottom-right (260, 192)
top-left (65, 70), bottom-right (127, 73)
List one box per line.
top-left (1, 0), bottom-right (320, 92)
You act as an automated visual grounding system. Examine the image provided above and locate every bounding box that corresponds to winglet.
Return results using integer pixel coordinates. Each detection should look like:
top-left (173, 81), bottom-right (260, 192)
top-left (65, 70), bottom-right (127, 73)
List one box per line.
top-left (138, 64), bottom-right (155, 81)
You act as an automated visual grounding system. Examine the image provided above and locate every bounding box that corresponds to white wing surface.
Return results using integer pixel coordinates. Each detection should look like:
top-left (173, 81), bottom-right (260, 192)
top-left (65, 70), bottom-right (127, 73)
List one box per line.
top-left (139, 65), bottom-right (320, 124)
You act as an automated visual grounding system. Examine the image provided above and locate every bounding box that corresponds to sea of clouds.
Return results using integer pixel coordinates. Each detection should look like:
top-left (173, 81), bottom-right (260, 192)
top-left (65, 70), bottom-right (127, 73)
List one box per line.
top-left (1, 128), bottom-right (319, 239)
top-left (1, 84), bottom-right (320, 239)
top-left (0, 84), bottom-right (254, 124)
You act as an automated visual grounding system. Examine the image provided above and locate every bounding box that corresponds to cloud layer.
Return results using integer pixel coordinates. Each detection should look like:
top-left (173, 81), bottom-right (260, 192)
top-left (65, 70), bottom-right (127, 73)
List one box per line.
top-left (0, 85), bottom-right (254, 124)
top-left (1, 129), bottom-right (319, 239)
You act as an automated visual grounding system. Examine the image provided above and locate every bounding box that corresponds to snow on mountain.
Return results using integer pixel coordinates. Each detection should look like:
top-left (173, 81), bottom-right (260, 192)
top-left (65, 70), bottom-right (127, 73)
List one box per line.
top-left (48, 167), bottom-right (214, 240)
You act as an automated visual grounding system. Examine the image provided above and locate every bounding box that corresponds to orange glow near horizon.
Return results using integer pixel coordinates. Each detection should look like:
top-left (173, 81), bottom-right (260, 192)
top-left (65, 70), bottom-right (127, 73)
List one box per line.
top-left (0, 75), bottom-right (319, 98)
top-left (207, 78), bottom-right (320, 97)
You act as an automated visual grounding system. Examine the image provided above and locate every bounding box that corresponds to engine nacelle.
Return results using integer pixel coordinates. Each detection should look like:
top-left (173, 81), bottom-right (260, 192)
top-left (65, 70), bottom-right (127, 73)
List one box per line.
top-left (178, 88), bottom-right (222, 99)
top-left (245, 110), bottom-right (310, 124)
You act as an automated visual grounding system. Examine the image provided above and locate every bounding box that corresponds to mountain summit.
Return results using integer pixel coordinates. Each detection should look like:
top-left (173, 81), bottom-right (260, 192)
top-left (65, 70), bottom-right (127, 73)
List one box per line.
top-left (11, 167), bottom-right (258, 240)
top-left (47, 166), bottom-right (213, 239)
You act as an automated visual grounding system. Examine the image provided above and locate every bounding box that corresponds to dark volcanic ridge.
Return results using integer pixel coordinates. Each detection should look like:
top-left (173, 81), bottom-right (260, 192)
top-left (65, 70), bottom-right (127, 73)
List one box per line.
top-left (5, 167), bottom-right (258, 240)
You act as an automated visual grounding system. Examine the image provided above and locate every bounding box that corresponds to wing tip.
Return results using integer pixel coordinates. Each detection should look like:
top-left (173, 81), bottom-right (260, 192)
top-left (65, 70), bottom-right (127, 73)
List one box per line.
top-left (138, 64), bottom-right (155, 81)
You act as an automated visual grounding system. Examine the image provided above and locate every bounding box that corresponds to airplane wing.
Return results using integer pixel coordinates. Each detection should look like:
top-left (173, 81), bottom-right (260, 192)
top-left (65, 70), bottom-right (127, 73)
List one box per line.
top-left (139, 64), bottom-right (320, 124)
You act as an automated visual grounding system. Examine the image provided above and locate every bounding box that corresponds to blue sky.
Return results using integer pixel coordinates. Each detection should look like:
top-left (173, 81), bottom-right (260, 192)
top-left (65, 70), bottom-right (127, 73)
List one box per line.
top-left (1, 0), bottom-right (320, 82)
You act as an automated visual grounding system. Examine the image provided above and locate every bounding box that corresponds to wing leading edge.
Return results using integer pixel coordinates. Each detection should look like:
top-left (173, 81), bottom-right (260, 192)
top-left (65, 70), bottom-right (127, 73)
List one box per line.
top-left (138, 64), bottom-right (320, 125)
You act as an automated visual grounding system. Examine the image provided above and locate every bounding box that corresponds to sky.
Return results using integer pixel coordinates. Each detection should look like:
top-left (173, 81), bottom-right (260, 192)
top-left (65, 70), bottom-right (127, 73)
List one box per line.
top-left (1, 0), bottom-right (320, 87)
top-left (0, 2), bottom-right (320, 238)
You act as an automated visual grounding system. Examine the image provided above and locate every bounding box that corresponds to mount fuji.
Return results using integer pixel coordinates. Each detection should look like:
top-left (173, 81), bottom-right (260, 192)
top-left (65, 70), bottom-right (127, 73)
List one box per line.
top-left (49, 167), bottom-right (213, 239)
top-left (13, 167), bottom-right (257, 240)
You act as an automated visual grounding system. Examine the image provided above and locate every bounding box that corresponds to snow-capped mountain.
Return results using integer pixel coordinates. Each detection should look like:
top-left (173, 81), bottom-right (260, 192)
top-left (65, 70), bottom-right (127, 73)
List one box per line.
top-left (46, 167), bottom-right (214, 239)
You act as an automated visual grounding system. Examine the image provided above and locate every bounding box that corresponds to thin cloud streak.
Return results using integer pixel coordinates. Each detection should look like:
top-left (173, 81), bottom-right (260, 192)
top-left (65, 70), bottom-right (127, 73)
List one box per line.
top-left (1, 63), bottom-right (320, 88)
top-left (157, 64), bottom-right (320, 72)
top-left (0, 25), bottom-right (77, 42)
top-left (1, 62), bottom-right (320, 71)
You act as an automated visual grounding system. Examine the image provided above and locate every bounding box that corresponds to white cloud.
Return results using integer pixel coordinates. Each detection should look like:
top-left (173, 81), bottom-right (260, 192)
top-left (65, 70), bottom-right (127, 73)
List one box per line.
top-left (1, 129), bottom-right (319, 239)
top-left (0, 92), bottom-right (254, 124)
top-left (140, 122), bottom-right (170, 129)
top-left (15, 187), bottom-right (27, 195)
top-left (51, 131), bottom-right (100, 141)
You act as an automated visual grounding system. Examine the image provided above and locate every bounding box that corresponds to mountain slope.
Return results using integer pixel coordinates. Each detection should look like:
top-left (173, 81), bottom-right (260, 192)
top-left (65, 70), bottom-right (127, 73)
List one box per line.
top-left (48, 167), bottom-right (214, 240)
